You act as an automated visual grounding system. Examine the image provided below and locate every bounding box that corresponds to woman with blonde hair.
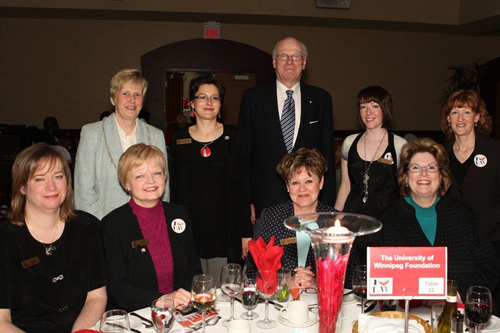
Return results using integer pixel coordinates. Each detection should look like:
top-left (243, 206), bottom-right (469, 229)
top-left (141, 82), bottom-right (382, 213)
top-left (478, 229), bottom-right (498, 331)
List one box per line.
top-left (75, 69), bottom-right (168, 220)
top-left (102, 143), bottom-right (201, 311)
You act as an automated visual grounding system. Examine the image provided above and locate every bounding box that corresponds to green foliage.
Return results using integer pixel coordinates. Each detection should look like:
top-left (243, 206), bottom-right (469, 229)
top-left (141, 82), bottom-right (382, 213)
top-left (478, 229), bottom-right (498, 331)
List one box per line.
top-left (442, 61), bottom-right (485, 101)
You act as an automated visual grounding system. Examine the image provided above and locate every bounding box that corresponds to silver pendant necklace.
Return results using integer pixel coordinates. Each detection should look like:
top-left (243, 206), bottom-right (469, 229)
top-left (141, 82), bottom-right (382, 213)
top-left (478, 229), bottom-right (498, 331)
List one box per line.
top-left (362, 130), bottom-right (386, 203)
top-left (26, 220), bottom-right (59, 256)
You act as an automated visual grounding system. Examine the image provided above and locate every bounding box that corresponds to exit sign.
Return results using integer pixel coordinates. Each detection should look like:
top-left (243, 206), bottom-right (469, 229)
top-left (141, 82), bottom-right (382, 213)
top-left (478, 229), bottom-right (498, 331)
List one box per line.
top-left (204, 21), bottom-right (220, 39)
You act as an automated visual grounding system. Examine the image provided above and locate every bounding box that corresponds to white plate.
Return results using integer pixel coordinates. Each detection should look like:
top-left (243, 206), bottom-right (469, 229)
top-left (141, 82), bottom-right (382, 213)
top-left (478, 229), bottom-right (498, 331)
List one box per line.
top-left (342, 290), bottom-right (357, 305)
top-left (95, 315), bottom-right (142, 330)
top-left (278, 313), bottom-right (318, 328)
top-left (483, 315), bottom-right (500, 332)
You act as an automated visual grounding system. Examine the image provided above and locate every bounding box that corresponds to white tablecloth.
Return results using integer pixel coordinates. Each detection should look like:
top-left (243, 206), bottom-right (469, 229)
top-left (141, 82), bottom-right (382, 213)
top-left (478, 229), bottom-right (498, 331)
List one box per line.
top-left (123, 292), bottom-right (500, 332)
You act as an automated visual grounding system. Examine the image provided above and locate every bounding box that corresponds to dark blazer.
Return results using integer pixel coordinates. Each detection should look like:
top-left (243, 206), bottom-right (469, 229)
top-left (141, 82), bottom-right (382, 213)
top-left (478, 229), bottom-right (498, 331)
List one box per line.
top-left (444, 134), bottom-right (500, 242)
top-left (238, 82), bottom-right (335, 217)
top-left (101, 201), bottom-right (202, 311)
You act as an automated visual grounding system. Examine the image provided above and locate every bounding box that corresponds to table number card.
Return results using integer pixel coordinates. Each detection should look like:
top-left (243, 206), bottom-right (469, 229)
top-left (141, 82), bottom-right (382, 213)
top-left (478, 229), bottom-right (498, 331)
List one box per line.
top-left (367, 247), bottom-right (447, 300)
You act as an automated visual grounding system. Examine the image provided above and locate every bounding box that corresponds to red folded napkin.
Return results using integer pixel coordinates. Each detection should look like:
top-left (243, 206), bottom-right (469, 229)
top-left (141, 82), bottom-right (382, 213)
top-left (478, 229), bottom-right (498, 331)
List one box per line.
top-left (248, 236), bottom-right (283, 295)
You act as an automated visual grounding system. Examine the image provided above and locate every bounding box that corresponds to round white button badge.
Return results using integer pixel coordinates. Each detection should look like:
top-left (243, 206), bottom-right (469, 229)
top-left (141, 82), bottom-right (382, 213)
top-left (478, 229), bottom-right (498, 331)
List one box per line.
top-left (474, 154), bottom-right (487, 167)
top-left (171, 219), bottom-right (186, 233)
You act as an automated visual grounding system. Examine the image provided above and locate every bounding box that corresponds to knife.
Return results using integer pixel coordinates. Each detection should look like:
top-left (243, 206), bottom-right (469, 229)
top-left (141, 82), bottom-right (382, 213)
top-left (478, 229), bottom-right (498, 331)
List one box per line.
top-left (364, 300), bottom-right (377, 313)
top-left (130, 312), bottom-right (154, 326)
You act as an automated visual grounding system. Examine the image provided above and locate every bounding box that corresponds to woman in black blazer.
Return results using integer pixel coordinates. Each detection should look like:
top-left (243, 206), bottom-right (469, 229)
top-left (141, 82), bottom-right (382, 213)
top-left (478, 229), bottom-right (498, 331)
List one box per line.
top-left (102, 144), bottom-right (202, 311)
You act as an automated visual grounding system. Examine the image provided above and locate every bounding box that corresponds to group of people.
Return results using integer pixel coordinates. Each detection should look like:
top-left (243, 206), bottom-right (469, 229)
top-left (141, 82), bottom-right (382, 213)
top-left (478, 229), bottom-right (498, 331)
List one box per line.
top-left (0, 36), bottom-right (499, 332)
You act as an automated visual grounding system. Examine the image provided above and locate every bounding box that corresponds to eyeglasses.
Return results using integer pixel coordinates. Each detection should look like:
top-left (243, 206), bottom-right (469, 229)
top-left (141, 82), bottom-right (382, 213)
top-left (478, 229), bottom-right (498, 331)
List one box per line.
top-left (193, 95), bottom-right (221, 102)
top-left (407, 163), bottom-right (440, 173)
top-left (275, 53), bottom-right (304, 62)
top-left (449, 109), bottom-right (474, 118)
top-left (299, 288), bottom-right (317, 297)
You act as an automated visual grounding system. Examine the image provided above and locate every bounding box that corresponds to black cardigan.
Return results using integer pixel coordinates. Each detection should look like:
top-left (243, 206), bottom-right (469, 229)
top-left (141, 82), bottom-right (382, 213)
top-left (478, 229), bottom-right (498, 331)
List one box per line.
top-left (374, 196), bottom-right (500, 298)
top-left (101, 201), bottom-right (202, 311)
top-left (443, 134), bottom-right (500, 242)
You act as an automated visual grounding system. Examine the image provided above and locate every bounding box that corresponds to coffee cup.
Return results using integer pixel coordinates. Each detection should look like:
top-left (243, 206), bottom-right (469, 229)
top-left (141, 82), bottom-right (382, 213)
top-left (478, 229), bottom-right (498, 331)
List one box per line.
top-left (280, 300), bottom-right (309, 325)
top-left (227, 319), bottom-right (251, 333)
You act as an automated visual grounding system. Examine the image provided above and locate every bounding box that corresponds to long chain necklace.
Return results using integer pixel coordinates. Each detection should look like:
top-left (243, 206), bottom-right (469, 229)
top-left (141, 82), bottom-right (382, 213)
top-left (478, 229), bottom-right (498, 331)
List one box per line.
top-left (26, 219), bottom-right (60, 256)
top-left (102, 118), bottom-right (152, 170)
top-left (362, 130), bottom-right (387, 203)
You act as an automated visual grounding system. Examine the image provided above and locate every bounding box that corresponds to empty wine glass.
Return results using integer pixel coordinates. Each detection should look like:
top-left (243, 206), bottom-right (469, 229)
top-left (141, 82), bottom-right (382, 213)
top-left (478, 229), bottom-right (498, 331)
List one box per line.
top-left (191, 274), bottom-right (217, 333)
top-left (256, 269), bottom-right (279, 329)
top-left (465, 285), bottom-right (493, 333)
top-left (220, 263), bottom-right (243, 327)
top-left (352, 264), bottom-right (367, 315)
top-left (151, 298), bottom-right (175, 332)
top-left (99, 309), bottom-right (131, 333)
top-left (241, 277), bottom-right (259, 320)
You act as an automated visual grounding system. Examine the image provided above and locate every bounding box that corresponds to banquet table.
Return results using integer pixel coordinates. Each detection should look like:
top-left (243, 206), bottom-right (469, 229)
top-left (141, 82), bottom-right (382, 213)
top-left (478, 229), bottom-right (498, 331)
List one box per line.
top-left (118, 290), bottom-right (500, 332)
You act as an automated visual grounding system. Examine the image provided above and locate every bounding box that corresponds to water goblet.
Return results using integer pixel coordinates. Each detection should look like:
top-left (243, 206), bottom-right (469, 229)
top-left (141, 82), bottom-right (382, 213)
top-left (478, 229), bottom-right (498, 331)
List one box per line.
top-left (465, 285), bottom-right (493, 333)
top-left (151, 298), bottom-right (175, 332)
top-left (220, 263), bottom-right (243, 327)
top-left (191, 274), bottom-right (217, 333)
top-left (255, 269), bottom-right (279, 329)
top-left (352, 264), bottom-right (367, 315)
top-left (99, 309), bottom-right (131, 333)
top-left (240, 277), bottom-right (259, 320)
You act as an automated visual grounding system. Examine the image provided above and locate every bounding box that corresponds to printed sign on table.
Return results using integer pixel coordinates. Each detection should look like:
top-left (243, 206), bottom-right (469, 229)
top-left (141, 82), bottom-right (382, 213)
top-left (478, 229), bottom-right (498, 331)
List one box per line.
top-left (367, 247), bottom-right (447, 300)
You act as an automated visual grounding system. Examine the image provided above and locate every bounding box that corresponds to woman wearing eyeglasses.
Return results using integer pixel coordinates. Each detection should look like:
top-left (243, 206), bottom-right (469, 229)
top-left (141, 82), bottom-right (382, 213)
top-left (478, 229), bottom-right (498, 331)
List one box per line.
top-left (169, 76), bottom-right (252, 281)
top-left (373, 138), bottom-right (499, 299)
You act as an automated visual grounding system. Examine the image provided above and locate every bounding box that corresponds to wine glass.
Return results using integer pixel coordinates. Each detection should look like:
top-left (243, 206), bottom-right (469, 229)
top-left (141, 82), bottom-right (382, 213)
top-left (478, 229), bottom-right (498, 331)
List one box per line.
top-left (255, 268), bottom-right (279, 329)
top-left (220, 263), bottom-right (243, 327)
top-left (240, 277), bottom-right (259, 320)
top-left (352, 264), bottom-right (367, 315)
top-left (275, 268), bottom-right (291, 302)
top-left (99, 309), bottom-right (131, 333)
top-left (151, 298), bottom-right (175, 332)
top-left (191, 274), bottom-right (217, 333)
top-left (465, 285), bottom-right (493, 333)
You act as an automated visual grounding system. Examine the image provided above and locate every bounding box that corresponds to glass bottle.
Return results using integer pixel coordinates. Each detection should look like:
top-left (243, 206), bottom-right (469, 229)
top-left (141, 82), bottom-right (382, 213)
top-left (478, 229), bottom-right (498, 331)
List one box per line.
top-left (437, 279), bottom-right (458, 333)
top-left (451, 310), bottom-right (464, 332)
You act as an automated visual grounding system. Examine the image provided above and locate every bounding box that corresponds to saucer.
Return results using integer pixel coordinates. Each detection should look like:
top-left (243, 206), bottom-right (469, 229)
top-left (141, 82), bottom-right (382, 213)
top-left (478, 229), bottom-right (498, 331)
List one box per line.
top-left (342, 291), bottom-right (357, 305)
top-left (483, 315), bottom-right (500, 332)
top-left (278, 313), bottom-right (318, 328)
top-left (95, 315), bottom-right (141, 330)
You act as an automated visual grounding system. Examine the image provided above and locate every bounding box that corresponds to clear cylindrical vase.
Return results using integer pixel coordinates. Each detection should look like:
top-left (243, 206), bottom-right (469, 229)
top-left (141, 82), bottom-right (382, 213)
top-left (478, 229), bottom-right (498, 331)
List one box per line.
top-left (285, 212), bottom-right (382, 333)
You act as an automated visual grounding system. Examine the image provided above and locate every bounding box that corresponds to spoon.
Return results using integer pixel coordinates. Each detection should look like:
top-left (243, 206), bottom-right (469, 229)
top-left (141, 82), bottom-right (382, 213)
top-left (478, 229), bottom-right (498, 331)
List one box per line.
top-left (189, 315), bottom-right (221, 331)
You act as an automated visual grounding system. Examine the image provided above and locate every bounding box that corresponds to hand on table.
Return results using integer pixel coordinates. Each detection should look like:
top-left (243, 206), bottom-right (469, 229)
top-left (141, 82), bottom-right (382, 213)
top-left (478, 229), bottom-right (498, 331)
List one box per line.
top-left (162, 288), bottom-right (191, 309)
top-left (293, 266), bottom-right (316, 289)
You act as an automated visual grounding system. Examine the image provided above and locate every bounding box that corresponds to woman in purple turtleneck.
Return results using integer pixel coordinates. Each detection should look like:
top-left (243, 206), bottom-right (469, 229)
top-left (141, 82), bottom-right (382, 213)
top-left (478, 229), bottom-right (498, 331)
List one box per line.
top-left (101, 143), bottom-right (202, 311)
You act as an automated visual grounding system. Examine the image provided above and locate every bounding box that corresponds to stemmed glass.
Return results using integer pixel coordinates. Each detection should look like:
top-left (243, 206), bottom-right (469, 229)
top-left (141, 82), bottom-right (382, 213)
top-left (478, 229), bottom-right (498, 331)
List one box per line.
top-left (256, 269), bottom-right (279, 329)
top-left (191, 274), bottom-right (217, 333)
top-left (151, 298), bottom-right (175, 332)
top-left (352, 264), bottom-right (367, 315)
top-left (465, 285), bottom-right (493, 333)
top-left (220, 263), bottom-right (243, 327)
top-left (241, 277), bottom-right (259, 320)
top-left (99, 309), bottom-right (131, 333)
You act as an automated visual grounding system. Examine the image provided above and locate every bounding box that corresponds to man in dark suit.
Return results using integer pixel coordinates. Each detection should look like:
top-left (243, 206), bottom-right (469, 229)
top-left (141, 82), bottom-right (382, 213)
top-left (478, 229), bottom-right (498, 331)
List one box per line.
top-left (239, 37), bottom-right (335, 221)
